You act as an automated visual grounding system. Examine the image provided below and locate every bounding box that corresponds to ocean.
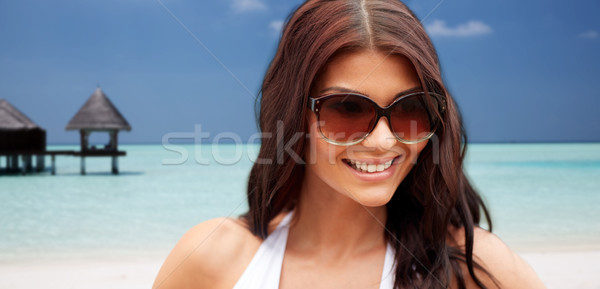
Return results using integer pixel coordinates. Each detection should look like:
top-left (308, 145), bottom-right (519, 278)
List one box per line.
top-left (1, 143), bottom-right (599, 263)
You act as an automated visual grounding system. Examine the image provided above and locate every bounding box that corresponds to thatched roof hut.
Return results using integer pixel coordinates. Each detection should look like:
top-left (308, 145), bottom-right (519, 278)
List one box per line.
top-left (65, 87), bottom-right (130, 152)
top-left (66, 87), bottom-right (131, 131)
top-left (0, 99), bottom-right (46, 152)
top-left (0, 99), bottom-right (39, 130)
top-left (65, 87), bottom-right (130, 175)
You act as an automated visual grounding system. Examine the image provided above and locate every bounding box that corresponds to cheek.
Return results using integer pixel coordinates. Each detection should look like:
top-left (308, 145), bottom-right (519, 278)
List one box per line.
top-left (405, 141), bottom-right (429, 163)
top-left (305, 117), bottom-right (345, 166)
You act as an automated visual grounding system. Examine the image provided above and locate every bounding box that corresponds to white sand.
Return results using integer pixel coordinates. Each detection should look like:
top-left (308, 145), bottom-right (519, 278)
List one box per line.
top-left (0, 251), bottom-right (598, 288)
top-left (521, 251), bottom-right (600, 289)
top-left (0, 258), bottom-right (164, 289)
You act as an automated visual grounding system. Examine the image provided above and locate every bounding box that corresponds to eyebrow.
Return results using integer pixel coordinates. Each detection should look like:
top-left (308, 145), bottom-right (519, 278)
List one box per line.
top-left (317, 86), bottom-right (367, 95)
top-left (317, 86), bottom-right (422, 97)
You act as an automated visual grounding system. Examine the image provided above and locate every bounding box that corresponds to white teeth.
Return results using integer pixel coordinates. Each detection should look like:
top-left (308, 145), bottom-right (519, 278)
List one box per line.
top-left (346, 159), bottom-right (395, 173)
top-left (367, 164), bottom-right (376, 173)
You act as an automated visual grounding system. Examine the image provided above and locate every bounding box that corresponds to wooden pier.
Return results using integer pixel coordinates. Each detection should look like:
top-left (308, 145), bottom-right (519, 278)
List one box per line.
top-left (0, 149), bottom-right (126, 175)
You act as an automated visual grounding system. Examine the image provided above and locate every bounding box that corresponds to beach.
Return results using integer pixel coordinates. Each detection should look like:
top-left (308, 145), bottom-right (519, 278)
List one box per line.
top-left (522, 251), bottom-right (600, 288)
top-left (1, 143), bottom-right (598, 288)
top-left (0, 257), bottom-right (161, 289)
top-left (0, 249), bottom-right (598, 288)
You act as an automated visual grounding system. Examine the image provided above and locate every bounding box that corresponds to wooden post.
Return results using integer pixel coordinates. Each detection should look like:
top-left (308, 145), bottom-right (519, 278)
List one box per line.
top-left (81, 130), bottom-right (90, 152)
top-left (109, 130), bottom-right (118, 151)
top-left (80, 130), bottom-right (85, 151)
top-left (21, 155), bottom-right (26, 175)
top-left (14, 155), bottom-right (20, 172)
top-left (81, 156), bottom-right (86, 175)
top-left (112, 156), bottom-right (118, 174)
top-left (10, 155), bottom-right (19, 172)
top-left (36, 154), bottom-right (45, 172)
top-left (24, 154), bottom-right (33, 173)
top-left (51, 154), bottom-right (56, 175)
top-left (109, 131), bottom-right (114, 150)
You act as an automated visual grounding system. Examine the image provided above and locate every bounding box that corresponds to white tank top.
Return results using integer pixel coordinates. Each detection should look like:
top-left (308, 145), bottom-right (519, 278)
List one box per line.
top-left (232, 212), bottom-right (396, 289)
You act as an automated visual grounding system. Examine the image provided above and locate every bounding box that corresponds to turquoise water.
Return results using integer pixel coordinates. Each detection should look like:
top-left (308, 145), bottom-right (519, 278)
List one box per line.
top-left (464, 144), bottom-right (600, 250)
top-left (1, 143), bottom-right (599, 262)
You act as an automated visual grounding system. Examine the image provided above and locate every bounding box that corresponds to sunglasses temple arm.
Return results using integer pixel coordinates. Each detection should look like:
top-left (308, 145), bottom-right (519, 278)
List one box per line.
top-left (308, 98), bottom-right (316, 111)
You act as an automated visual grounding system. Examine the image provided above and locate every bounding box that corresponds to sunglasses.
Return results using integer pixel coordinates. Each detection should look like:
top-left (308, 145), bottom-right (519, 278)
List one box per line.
top-left (308, 91), bottom-right (445, 146)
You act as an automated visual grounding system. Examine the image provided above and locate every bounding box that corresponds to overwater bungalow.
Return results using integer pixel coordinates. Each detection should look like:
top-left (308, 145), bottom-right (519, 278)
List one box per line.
top-left (66, 87), bottom-right (131, 175)
top-left (0, 99), bottom-right (46, 174)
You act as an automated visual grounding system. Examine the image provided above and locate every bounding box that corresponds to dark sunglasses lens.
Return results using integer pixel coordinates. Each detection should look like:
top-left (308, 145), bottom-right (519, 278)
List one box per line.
top-left (390, 94), bottom-right (435, 141)
top-left (318, 94), bottom-right (375, 143)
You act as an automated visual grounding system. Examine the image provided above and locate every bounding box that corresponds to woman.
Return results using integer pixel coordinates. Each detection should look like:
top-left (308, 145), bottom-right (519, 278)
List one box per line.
top-left (153, 0), bottom-right (545, 288)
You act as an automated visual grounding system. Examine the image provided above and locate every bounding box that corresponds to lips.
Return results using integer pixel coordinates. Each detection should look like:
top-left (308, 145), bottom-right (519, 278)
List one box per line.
top-left (343, 157), bottom-right (398, 173)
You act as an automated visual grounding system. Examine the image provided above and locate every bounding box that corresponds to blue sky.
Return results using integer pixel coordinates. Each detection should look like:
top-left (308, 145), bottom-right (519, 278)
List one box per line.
top-left (1, 0), bottom-right (598, 144)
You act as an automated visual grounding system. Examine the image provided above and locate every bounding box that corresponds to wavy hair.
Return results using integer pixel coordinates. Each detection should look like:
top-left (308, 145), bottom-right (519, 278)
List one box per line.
top-left (244, 0), bottom-right (494, 288)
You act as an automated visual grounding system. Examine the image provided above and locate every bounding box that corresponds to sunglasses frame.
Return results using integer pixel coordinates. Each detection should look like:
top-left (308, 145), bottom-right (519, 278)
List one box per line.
top-left (308, 91), bottom-right (446, 146)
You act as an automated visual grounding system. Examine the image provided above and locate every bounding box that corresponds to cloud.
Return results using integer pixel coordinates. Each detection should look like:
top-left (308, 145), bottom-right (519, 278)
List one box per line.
top-left (231, 0), bottom-right (267, 13)
top-left (269, 20), bottom-right (284, 34)
top-left (426, 20), bottom-right (492, 37)
top-left (578, 30), bottom-right (599, 39)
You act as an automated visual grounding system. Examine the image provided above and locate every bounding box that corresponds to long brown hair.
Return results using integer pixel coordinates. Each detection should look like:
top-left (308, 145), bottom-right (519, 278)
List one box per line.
top-left (245, 0), bottom-right (493, 288)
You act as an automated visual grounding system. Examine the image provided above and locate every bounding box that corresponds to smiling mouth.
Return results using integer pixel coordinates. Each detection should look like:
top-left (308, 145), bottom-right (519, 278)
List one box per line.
top-left (343, 157), bottom-right (399, 173)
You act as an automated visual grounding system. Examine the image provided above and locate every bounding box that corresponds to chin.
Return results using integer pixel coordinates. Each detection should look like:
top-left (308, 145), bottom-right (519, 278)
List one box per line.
top-left (346, 186), bottom-right (396, 208)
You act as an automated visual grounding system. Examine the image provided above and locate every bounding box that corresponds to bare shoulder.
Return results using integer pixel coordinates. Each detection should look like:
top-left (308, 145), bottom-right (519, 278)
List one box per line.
top-left (449, 226), bottom-right (546, 289)
top-left (152, 217), bottom-right (261, 289)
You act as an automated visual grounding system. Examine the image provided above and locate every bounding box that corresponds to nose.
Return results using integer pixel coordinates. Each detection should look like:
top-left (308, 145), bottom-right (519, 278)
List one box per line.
top-left (361, 117), bottom-right (397, 150)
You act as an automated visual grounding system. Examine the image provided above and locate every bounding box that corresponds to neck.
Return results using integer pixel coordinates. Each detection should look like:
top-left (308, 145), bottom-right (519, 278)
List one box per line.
top-left (287, 174), bottom-right (388, 259)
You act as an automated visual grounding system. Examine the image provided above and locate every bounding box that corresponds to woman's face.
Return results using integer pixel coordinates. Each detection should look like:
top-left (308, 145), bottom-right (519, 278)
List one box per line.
top-left (304, 50), bottom-right (429, 207)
